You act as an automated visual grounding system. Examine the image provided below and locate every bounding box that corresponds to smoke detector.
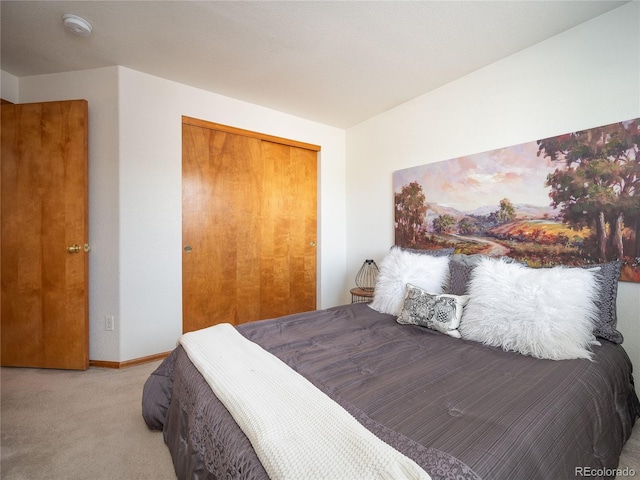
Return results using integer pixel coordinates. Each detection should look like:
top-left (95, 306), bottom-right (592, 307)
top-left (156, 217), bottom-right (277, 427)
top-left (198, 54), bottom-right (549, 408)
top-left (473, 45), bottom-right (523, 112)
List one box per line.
top-left (63, 14), bottom-right (92, 37)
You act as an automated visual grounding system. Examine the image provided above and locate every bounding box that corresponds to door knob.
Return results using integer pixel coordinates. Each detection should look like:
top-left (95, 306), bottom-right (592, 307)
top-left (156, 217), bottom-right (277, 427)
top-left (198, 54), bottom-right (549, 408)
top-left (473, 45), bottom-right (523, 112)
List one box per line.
top-left (67, 244), bottom-right (81, 254)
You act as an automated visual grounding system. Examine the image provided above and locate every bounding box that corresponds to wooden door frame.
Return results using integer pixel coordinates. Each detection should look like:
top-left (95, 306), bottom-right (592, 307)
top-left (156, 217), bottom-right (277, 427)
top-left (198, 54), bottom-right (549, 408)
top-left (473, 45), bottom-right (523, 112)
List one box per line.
top-left (181, 117), bottom-right (321, 152)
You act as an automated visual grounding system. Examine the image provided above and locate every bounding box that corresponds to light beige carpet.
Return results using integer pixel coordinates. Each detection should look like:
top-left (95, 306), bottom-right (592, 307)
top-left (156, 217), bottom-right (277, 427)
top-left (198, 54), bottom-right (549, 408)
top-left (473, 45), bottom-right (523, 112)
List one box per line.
top-left (2, 361), bottom-right (639, 479)
top-left (1, 361), bottom-right (175, 480)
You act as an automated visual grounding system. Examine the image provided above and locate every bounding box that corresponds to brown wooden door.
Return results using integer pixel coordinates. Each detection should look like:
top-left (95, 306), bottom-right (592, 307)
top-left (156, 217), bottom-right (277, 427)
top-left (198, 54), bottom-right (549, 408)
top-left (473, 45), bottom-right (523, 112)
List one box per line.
top-left (1, 100), bottom-right (89, 370)
top-left (182, 119), bottom-right (318, 333)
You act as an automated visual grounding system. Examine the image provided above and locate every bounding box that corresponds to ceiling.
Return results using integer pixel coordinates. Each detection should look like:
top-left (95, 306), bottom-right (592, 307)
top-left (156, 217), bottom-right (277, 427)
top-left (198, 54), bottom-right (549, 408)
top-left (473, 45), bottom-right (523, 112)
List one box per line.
top-left (0, 1), bottom-right (628, 128)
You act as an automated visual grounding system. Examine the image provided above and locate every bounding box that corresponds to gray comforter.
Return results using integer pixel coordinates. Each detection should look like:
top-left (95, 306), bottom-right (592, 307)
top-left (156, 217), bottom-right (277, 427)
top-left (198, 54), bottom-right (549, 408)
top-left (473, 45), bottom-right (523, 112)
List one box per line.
top-left (143, 303), bottom-right (640, 480)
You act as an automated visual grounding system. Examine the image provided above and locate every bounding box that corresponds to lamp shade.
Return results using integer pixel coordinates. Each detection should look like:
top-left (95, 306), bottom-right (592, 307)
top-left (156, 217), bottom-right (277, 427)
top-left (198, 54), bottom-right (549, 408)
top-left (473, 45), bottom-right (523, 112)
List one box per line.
top-left (355, 259), bottom-right (379, 291)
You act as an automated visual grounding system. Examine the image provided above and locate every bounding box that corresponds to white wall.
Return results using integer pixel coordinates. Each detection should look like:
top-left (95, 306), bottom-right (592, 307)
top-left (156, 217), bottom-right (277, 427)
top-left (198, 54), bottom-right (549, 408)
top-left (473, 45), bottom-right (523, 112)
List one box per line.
top-left (1, 70), bottom-right (19, 102)
top-left (116, 67), bottom-right (347, 360)
top-left (11, 66), bottom-right (347, 362)
top-left (346, 2), bottom-right (640, 390)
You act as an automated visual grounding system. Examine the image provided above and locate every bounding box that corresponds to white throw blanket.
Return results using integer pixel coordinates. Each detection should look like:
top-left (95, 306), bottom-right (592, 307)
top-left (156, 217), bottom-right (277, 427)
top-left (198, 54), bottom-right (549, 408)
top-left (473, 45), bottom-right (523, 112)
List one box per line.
top-left (179, 323), bottom-right (431, 480)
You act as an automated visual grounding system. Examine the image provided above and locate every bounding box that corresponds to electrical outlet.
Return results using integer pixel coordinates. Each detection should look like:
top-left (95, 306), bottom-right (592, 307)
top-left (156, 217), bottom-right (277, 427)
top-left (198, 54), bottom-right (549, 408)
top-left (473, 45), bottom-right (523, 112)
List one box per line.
top-left (105, 315), bottom-right (115, 331)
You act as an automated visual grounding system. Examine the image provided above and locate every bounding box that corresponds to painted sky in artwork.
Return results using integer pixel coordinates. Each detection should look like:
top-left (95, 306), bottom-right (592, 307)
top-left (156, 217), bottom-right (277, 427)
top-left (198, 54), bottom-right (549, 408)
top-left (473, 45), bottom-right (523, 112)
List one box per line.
top-left (393, 141), bottom-right (558, 212)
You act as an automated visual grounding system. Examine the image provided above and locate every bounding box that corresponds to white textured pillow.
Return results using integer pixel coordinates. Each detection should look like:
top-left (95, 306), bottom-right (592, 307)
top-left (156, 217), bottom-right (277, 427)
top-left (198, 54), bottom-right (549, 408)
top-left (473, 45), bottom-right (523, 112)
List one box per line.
top-left (397, 284), bottom-right (469, 338)
top-left (369, 248), bottom-right (450, 315)
top-left (459, 257), bottom-right (600, 360)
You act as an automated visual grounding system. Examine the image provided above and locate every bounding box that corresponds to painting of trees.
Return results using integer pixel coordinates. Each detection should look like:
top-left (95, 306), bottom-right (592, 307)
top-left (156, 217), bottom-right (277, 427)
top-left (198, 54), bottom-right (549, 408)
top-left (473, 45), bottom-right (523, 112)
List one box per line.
top-left (537, 120), bottom-right (639, 264)
top-left (497, 198), bottom-right (516, 223)
top-left (395, 181), bottom-right (427, 247)
top-left (393, 117), bottom-right (640, 282)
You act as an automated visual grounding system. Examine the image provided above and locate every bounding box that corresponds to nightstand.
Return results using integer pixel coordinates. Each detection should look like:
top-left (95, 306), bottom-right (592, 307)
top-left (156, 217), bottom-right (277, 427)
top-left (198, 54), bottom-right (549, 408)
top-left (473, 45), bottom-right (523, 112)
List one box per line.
top-left (350, 287), bottom-right (374, 304)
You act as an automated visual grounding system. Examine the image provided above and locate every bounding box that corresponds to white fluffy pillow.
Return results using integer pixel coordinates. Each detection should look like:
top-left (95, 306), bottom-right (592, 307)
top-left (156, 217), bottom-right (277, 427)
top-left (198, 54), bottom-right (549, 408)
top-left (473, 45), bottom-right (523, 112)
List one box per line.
top-left (459, 257), bottom-right (600, 360)
top-left (369, 248), bottom-right (450, 315)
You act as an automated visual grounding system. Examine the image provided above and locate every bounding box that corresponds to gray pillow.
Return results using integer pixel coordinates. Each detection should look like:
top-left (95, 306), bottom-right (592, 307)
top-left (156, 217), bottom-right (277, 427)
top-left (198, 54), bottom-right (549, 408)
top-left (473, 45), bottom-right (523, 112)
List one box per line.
top-left (580, 261), bottom-right (623, 344)
top-left (447, 254), bottom-right (521, 296)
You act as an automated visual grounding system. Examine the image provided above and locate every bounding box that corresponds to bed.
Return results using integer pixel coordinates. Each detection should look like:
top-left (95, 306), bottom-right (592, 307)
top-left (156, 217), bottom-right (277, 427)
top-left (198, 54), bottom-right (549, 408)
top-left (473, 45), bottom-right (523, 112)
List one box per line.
top-left (143, 250), bottom-right (640, 480)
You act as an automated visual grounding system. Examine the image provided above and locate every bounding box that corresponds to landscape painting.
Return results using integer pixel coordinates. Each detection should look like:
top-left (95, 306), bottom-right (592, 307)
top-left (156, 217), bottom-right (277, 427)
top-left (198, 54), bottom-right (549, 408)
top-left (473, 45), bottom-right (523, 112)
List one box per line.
top-left (393, 118), bottom-right (640, 282)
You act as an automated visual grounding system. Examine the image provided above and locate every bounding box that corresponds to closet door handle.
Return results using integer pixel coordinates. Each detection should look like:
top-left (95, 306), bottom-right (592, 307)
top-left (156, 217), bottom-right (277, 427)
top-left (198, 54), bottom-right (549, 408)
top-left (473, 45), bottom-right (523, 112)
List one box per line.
top-left (184, 245), bottom-right (193, 253)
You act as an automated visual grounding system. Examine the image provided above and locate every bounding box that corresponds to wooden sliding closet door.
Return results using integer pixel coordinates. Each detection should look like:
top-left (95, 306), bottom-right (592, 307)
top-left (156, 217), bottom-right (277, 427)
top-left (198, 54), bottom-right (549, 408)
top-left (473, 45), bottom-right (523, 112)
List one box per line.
top-left (182, 118), bottom-right (318, 333)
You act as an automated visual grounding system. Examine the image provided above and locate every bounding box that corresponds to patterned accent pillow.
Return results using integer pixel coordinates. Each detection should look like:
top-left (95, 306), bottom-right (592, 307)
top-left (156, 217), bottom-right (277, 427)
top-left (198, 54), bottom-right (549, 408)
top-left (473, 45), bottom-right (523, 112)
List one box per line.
top-left (397, 283), bottom-right (469, 338)
top-left (580, 261), bottom-right (623, 344)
